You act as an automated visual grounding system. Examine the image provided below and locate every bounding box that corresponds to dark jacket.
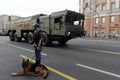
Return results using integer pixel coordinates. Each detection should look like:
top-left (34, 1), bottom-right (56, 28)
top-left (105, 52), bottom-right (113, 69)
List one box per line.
top-left (33, 30), bottom-right (42, 45)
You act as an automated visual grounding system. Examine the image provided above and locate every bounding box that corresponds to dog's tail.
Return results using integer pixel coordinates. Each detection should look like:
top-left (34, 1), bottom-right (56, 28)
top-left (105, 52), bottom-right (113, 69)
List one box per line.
top-left (42, 65), bottom-right (49, 79)
top-left (43, 69), bottom-right (49, 79)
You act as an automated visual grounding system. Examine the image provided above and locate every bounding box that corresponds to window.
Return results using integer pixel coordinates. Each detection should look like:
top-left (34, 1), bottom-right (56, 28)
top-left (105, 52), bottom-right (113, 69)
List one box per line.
top-left (110, 16), bottom-right (114, 22)
top-left (110, 29), bottom-right (115, 33)
top-left (119, 0), bottom-right (120, 8)
top-left (85, 8), bottom-right (90, 14)
top-left (102, 3), bottom-right (106, 11)
top-left (95, 5), bottom-right (100, 12)
top-left (102, 17), bottom-right (105, 23)
top-left (54, 17), bottom-right (63, 30)
top-left (54, 17), bottom-right (62, 23)
top-left (111, 2), bottom-right (116, 10)
top-left (118, 29), bottom-right (120, 33)
top-left (95, 18), bottom-right (99, 24)
top-left (9, 16), bottom-right (11, 21)
top-left (119, 15), bottom-right (120, 22)
top-left (73, 21), bottom-right (79, 26)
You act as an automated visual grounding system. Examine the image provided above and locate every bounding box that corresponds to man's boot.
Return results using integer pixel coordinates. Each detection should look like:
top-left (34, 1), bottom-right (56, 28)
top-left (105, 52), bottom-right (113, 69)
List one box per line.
top-left (36, 60), bottom-right (41, 65)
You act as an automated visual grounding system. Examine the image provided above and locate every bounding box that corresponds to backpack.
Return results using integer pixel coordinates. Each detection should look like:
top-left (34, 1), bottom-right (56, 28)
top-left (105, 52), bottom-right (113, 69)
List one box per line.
top-left (33, 30), bottom-right (42, 44)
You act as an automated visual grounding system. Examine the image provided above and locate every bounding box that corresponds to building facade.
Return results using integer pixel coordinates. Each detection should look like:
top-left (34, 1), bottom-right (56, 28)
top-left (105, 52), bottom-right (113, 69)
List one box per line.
top-left (0, 15), bottom-right (21, 31)
top-left (79, 0), bottom-right (120, 37)
top-left (0, 15), bottom-right (9, 30)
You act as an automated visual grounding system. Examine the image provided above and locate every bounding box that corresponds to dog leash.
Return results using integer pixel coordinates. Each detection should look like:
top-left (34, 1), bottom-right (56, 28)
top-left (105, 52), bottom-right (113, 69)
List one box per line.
top-left (31, 55), bottom-right (36, 60)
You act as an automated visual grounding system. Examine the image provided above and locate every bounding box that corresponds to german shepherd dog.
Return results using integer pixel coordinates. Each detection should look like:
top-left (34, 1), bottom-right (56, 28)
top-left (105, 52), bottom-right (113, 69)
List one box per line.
top-left (11, 59), bottom-right (48, 79)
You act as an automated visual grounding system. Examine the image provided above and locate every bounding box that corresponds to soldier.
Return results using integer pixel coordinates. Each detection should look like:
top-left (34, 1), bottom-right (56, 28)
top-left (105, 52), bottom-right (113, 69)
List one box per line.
top-left (33, 23), bottom-right (42, 65)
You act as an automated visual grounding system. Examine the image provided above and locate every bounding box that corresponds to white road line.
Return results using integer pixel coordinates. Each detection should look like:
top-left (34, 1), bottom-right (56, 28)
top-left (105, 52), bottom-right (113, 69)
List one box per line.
top-left (80, 38), bottom-right (120, 44)
top-left (69, 46), bottom-right (120, 55)
top-left (76, 63), bottom-right (120, 78)
top-left (7, 44), bottom-right (47, 56)
top-left (79, 47), bottom-right (120, 55)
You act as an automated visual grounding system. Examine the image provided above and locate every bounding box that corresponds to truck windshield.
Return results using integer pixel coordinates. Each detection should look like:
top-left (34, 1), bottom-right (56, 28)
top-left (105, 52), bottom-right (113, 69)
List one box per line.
top-left (66, 12), bottom-right (84, 26)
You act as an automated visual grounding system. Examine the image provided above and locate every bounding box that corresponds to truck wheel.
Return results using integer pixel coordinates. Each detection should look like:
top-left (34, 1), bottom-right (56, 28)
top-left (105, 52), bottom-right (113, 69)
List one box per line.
top-left (27, 32), bottom-right (33, 44)
top-left (14, 33), bottom-right (21, 42)
top-left (42, 32), bottom-right (48, 46)
top-left (9, 32), bottom-right (15, 41)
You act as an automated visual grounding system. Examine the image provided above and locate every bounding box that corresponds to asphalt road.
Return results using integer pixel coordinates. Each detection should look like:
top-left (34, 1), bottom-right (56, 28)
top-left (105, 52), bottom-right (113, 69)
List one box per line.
top-left (0, 36), bottom-right (120, 80)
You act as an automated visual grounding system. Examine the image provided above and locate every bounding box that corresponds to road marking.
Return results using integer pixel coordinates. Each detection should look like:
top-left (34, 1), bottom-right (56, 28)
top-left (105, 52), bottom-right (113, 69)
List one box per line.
top-left (20, 55), bottom-right (77, 80)
top-left (76, 63), bottom-right (120, 78)
top-left (79, 47), bottom-right (120, 55)
top-left (80, 39), bottom-right (120, 44)
top-left (69, 46), bottom-right (120, 55)
top-left (7, 44), bottom-right (47, 56)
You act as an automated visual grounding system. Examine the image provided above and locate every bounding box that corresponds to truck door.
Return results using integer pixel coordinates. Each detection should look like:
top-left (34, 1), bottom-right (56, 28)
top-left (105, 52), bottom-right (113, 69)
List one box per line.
top-left (51, 16), bottom-right (65, 35)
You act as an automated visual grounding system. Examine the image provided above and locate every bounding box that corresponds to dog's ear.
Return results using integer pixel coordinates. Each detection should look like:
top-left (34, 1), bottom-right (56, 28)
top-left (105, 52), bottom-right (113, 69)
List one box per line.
top-left (27, 58), bottom-right (29, 62)
top-left (22, 59), bottom-right (25, 63)
top-left (22, 59), bottom-right (25, 67)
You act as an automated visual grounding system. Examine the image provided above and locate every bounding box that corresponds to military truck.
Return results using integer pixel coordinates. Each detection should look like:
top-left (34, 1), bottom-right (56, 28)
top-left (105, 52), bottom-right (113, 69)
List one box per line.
top-left (6, 10), bottom-right (85, 46)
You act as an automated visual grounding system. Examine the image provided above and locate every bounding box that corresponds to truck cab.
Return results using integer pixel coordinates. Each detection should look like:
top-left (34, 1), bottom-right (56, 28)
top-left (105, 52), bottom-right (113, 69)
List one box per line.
top-left (39, 10), bottom-right (85, 45)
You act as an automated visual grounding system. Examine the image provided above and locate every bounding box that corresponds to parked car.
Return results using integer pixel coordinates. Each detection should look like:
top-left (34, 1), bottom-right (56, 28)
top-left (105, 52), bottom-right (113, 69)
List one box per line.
top-left (0, 29), bottom-right (8, 36)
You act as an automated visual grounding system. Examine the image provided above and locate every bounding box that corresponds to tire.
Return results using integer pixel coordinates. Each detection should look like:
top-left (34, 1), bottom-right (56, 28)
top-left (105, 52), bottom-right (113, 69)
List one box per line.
top-left (27, 32), bottom-right (33, 44)
top-left (14, 33), bottom-right (21, 42)
top-left (9, 32), bottom-right (15, 41)
top-left (42, 32), bottom-right (49, 46)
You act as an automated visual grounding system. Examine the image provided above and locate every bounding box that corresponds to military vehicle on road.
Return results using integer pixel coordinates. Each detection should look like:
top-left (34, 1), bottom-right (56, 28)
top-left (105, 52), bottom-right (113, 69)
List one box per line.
top-left (6, 10), bottom-right (85, 46)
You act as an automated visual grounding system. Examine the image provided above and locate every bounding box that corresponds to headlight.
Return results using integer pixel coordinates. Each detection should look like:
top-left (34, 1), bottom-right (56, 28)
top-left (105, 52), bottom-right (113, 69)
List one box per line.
top-left (67, 31), bottom-right (71, 36)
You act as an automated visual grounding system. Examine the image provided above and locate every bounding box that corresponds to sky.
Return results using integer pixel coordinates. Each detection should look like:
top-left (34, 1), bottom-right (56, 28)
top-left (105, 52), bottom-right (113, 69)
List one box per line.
top-left (0, 0), bottom-right (79, 17)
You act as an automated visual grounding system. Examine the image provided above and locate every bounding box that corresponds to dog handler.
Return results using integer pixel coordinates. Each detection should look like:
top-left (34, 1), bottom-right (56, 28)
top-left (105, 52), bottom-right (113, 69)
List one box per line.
top-left (33, 23), bottom-right (42, 65)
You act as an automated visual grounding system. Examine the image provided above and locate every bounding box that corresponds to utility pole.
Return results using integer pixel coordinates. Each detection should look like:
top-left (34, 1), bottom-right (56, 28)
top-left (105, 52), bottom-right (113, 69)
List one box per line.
top-left (90, 0), bottom-right (93, 37)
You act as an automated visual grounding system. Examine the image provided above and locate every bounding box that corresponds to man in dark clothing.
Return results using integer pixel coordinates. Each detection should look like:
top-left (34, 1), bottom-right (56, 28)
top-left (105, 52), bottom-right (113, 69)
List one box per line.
top-left (33, 23), bottom-right (42, 65)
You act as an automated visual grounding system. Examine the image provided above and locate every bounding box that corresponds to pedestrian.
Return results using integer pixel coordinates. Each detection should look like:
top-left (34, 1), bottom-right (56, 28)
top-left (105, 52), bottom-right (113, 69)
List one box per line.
top-left (33, 23), bottom-right (42, 65)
